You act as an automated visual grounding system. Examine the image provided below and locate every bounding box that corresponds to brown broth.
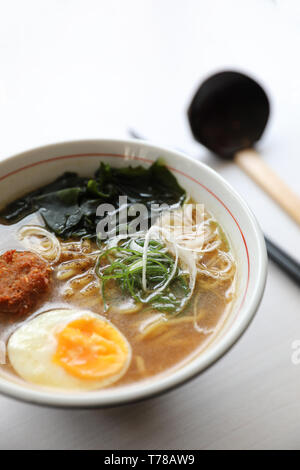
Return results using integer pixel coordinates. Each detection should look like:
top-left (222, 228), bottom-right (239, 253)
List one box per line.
top-left (0, 212), bottom-right (236, 390)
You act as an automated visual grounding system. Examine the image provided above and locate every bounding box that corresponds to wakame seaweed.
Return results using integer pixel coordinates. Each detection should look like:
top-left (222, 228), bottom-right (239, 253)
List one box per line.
top-left (0, 160), bottom-right (186, 239)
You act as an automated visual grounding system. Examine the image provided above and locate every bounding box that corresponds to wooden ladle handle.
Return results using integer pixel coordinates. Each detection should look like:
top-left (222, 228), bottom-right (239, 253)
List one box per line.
top-left (235, 148), bottom-right (300, 226)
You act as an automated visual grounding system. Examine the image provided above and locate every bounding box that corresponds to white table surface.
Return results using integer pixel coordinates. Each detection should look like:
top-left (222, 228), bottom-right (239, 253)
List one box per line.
top-left (0, 0), bottom-right (300, 450)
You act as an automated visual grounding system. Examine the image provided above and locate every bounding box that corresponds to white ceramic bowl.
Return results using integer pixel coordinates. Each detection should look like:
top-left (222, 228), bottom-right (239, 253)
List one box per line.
top-left (0, 139), bottom-right (267, 407)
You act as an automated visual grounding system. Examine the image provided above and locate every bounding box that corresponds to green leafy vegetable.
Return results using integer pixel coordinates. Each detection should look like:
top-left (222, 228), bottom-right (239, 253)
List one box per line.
top-left (0, 172), bottom-right (85, 224)
top-left (95, 237), bottom-right (190, 315)
top-left (0, 160), bottom-right (186, 239)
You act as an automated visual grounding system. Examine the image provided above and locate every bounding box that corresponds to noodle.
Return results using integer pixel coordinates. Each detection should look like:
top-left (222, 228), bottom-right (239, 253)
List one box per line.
top-left (56, 239), bottom-right (101, 303)
top-left (17, 225), bottom-right (61, 263)
top-left (0, 340), bottom-right (6, 365)
top-left (138, 317), bottom-right (168, 340)
top-left (135, 355), bottom-right (146, 374)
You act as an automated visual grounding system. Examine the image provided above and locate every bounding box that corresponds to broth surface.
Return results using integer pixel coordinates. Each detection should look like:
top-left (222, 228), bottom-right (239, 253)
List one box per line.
top-left (0, 210), bottom-right (236, 390)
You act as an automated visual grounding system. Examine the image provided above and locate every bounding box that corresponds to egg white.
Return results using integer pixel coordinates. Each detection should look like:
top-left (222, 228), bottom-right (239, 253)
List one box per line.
top-left (7, 308), bottom-right (132, 391)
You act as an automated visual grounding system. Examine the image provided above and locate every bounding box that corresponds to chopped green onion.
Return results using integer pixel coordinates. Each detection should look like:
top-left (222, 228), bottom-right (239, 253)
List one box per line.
top-left (95, 236), bottom-right (191, 315)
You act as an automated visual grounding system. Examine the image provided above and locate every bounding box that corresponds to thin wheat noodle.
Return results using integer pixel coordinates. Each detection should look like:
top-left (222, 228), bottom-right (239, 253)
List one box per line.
top-left (17, 225), bottom-right (61, 263)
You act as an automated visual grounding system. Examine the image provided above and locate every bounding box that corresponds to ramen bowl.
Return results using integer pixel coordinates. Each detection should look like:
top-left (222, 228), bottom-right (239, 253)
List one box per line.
top-left (0, 139), bottom-right (267, 407)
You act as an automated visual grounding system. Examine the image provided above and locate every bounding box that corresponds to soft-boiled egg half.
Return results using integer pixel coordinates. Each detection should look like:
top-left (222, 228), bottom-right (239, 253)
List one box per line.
top-left (7, 309), bottom-right (132, 390)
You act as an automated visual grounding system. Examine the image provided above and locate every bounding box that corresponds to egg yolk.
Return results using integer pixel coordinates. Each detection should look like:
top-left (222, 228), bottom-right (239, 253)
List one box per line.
top-left (52, 317), bottom-right (129, 380)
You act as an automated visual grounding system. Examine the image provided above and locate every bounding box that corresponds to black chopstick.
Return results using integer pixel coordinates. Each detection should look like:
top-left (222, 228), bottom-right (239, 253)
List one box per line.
top-left (265, 236), bottom-right (300, 285)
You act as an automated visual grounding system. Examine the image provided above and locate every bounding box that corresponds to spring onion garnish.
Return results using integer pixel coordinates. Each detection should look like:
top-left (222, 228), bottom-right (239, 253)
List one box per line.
top-left (95, 235), bottom-right (191, 315)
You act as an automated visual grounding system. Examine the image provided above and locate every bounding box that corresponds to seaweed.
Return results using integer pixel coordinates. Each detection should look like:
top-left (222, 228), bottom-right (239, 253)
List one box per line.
top-left (0, 160), bottom-right (186, 239)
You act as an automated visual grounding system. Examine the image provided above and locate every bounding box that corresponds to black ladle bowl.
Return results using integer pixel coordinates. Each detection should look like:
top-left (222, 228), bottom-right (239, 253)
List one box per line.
top-left (188, 71), bottom-right (269, 158)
